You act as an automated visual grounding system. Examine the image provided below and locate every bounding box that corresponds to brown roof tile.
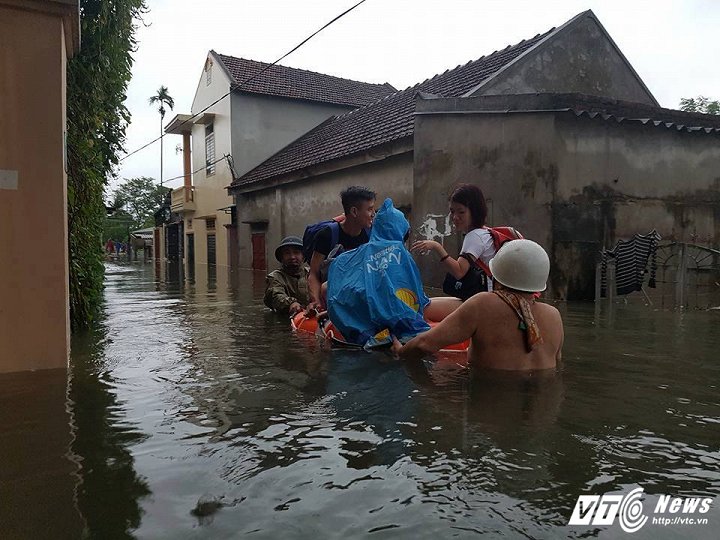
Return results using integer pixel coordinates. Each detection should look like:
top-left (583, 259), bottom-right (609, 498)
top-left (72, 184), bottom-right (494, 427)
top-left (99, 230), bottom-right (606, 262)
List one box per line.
top-left (215, 53), bottom-right (395, 107)
top-left (231, 29), bottom-right (555, 189)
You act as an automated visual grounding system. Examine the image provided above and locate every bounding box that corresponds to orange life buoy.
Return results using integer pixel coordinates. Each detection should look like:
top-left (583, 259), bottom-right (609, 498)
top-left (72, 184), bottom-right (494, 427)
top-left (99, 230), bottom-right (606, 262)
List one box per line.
top-left (292, 312), bottom-right (468, 352)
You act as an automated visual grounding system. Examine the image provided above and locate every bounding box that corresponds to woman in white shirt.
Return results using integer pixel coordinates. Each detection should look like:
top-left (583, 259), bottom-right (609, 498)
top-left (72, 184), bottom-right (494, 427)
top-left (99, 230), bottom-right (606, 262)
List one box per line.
top-left (411, 184), bottom-right (495, 321)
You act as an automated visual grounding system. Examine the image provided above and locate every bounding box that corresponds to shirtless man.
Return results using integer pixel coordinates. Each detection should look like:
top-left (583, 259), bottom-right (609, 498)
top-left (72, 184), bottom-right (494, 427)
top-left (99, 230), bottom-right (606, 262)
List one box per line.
top-left (391, 239), bottom-right (563, 370)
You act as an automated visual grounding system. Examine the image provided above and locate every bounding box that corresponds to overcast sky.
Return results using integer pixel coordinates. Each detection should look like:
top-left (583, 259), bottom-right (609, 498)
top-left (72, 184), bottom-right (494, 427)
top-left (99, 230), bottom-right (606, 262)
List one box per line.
top-left (114, 0), bottom-right (719, 192)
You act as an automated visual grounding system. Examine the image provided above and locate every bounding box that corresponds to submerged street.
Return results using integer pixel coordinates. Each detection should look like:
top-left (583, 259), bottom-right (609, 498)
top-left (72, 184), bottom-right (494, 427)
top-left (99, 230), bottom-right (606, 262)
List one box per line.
top-left (3, 261), bottom-right (719, 538)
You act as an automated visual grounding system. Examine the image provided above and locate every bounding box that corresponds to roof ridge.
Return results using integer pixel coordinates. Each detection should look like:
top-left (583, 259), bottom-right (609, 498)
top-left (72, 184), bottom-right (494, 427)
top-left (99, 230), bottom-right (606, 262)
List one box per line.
top-left (230, 22), bottom-right (560, 189)
top-left (215, 52), bottom-right (394, 89)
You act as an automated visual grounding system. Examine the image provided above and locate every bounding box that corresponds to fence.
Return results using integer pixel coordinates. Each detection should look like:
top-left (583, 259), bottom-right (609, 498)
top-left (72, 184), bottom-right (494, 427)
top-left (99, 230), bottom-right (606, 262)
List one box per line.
top-left (596, 242), bottom-right (720, 309)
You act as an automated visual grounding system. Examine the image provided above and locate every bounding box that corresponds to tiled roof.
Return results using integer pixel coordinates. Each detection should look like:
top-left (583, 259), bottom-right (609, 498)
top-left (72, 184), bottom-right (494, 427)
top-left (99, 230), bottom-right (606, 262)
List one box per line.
top-left (231, 28), bottom-right (555, 189)
top-left (215, 53), bottom-right (396, 107)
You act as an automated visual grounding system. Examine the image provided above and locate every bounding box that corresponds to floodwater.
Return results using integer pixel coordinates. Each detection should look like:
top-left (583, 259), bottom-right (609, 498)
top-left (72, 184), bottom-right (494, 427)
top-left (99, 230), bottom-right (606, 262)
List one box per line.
top-left (2, 261), bottom-right (720, 539)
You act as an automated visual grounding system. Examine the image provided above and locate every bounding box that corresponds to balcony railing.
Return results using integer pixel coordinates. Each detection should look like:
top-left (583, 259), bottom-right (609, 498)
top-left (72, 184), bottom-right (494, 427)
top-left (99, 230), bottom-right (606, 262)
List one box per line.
top-left (170, 186), bottom-right (196, 213)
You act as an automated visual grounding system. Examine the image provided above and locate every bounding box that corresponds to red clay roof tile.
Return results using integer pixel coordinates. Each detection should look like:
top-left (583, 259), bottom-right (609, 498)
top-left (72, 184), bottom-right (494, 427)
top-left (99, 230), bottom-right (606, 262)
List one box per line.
top-left (216, 53), bottom-right (396, 107)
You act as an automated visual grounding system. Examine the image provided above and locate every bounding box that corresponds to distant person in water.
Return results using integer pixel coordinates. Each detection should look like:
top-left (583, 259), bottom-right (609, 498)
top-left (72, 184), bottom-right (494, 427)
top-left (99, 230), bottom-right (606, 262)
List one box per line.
top-left (264, 236), bottom-right (309, 316)
top-left (392, 240), bottom-right (564, 371)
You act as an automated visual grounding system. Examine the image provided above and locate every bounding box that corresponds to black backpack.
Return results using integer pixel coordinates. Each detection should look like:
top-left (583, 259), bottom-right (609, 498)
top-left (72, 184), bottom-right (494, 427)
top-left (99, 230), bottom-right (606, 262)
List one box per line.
top-left (301, 219), bottom-right (341, 262)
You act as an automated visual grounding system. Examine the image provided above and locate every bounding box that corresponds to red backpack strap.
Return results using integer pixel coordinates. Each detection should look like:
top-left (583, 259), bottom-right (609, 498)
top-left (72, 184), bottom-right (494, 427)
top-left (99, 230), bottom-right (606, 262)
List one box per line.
top-left (479, 226), bottom-right (524, 276)
top-left (485, 226), bottom-right (523, 251)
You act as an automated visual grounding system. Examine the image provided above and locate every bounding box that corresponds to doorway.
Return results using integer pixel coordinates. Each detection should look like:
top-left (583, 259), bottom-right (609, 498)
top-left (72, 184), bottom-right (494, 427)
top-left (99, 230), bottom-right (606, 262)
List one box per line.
top-left (251, 233), bottom-right (266, 270)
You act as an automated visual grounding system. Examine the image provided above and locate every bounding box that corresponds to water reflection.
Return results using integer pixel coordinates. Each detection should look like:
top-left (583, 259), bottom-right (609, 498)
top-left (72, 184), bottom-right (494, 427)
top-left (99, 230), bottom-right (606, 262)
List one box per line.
top-left (69, 285), bottom-right (151, 538)
top-left (0, 369), bottom-right (85, 539)
top-left (54, 262), bottom-right (720, 537)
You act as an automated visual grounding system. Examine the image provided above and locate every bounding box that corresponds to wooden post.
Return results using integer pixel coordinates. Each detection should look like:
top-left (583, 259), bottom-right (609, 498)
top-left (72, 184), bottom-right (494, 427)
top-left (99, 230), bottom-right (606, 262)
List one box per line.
top-left (595, 262), bottom-right (602, 301)
top-left (607, 261), bottom-right (616, 304)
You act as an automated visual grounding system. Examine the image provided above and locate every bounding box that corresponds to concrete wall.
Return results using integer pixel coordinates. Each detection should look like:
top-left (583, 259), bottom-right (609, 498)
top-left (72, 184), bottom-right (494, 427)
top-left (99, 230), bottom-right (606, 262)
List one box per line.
top-left (474, 13), bottom-right (657, 106)
top-left (0, 5), bottom-right (70, 372)
top-left (236, 152), bottom-right (414, 269)
top-left (413, 105), bottom-right (720, 301)
top-left (552, 114), bottom-right (720, 299)
top-left (230, 93), bottom-right (352, 177)
top-left (413, 113), bottom-right (558, 290)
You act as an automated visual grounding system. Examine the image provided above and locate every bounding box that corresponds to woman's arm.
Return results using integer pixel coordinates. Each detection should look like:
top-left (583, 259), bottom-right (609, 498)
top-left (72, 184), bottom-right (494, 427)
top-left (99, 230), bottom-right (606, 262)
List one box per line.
top-left (411, 240), bottom-right (471, 279)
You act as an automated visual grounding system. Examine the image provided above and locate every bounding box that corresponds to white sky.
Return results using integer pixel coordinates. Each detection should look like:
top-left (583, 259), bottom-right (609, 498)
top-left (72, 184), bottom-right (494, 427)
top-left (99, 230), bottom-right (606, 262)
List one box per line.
top-left (114, 0), bottom-right (719, 193)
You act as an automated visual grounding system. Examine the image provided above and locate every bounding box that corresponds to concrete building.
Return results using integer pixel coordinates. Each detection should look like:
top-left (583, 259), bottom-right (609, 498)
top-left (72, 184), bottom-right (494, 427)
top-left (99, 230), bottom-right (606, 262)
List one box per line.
top-left (162, 51), bottom-right (394, 271)
top-left (228, 10), bottom-right (658, 270)
top-left (412, 93), bottom-right (720, 299)
top-left (0, 0), bottom-right (80, 373)
top-left (228, 10), bottom-right (720, 299)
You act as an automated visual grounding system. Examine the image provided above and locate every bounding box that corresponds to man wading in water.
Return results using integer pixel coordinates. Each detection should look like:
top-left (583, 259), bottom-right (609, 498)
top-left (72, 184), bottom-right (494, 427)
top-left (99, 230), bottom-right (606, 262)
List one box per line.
top-left (391, 240), bottom-right (564, 370)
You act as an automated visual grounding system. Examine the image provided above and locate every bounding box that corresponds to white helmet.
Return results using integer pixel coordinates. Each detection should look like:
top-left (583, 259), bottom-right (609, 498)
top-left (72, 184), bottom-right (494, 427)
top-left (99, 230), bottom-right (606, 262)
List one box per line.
top-left (488, 239), bottom-right (550, 293)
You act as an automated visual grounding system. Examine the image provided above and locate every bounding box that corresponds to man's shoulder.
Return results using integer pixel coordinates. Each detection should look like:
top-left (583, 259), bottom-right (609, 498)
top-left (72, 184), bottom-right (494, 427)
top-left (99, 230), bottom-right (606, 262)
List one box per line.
top-left (536, 301), bottom-right (562, 320)
top-left (267, 268), bottom-right (288, 280)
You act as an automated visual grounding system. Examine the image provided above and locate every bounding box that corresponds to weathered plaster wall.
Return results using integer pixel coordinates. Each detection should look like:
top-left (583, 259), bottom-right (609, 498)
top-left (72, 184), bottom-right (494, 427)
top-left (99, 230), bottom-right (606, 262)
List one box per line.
top-left (475, 14), bottom-right (656, 106)
top-left (0, 6), bottom-right (70, 372)
top-left (413, 113), bottom-right (558, 290)
top-left (552, 114), bottom-right (720, 299)
top-left (235, 153), bottom-right (413, 269)
top-left (413, 104), bottom-right (720, 300)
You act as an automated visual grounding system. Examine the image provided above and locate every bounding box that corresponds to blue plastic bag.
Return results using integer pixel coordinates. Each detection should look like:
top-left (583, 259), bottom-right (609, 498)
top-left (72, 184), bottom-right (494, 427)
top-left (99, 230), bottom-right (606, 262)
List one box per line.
top-left (327, 198), bottom-right (430, 348)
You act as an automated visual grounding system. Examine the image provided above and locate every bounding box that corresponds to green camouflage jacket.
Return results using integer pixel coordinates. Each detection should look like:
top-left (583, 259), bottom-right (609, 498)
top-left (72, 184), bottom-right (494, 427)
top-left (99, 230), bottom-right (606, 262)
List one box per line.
top-left (263, 266), bottom-right (309, 314)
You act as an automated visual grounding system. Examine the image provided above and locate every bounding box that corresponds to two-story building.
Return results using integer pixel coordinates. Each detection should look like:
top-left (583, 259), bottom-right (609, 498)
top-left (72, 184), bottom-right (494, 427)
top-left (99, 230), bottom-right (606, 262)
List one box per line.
top-left (161, 51), bottom-right (394, 271)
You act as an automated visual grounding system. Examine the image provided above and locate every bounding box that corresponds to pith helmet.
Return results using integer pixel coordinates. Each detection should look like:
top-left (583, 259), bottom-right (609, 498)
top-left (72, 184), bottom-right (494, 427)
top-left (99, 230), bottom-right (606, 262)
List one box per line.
top-left (274, 236), bottom-right (303, 262)
top-left (488, 239), bottom-right (550, 292)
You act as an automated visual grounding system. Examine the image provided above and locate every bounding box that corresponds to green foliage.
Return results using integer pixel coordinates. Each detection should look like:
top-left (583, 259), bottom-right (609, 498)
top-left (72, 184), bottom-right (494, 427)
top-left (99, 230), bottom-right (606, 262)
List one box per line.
top-left (109, 176), bottom-right (169, 231)
top-left (679, 96), bottom-right (720, 115)
top-left (67, 0), bottom-right (147, 329)
top-left (148, 86), bottom-right (175, 119)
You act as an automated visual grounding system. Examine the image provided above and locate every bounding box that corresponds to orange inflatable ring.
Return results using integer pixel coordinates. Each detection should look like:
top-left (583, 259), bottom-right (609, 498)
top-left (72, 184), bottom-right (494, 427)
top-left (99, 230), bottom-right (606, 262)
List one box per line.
top-left (291, 312), bottom-right (468, 352)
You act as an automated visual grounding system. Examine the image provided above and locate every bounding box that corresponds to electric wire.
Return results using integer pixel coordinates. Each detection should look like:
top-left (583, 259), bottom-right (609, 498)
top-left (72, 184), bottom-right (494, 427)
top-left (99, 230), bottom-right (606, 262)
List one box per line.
top-left (119, 0), bottom-right (369, 163)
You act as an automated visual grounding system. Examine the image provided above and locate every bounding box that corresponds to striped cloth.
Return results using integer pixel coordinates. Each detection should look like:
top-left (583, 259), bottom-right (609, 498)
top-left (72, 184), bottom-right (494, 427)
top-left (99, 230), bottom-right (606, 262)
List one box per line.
top-left (601, 230), bottom-right (661, 296)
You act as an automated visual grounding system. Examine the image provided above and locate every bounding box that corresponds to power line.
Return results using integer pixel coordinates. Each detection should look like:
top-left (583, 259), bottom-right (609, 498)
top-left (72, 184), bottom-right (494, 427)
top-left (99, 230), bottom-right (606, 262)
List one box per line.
top-left (119, 0), bottom-right (369, 164)
top-left (161, 154), bottom-right (228, 186)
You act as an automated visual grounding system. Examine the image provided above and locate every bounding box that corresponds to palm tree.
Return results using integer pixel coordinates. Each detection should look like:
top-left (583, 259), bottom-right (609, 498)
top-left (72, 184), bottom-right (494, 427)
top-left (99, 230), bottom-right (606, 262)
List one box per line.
top-left (148, 86), bottom-right (175, 186)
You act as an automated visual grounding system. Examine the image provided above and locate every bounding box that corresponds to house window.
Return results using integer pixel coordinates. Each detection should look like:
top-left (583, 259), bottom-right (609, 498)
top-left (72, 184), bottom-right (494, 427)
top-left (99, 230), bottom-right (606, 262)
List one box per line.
top-left (206, 218), bottom-right (216, 230)
top-left (207, 234), bottom-right (217, 266)
top-left (205, 123), bottom-right (215, 176)
top-left (205, 59), bottom-right (212, 86)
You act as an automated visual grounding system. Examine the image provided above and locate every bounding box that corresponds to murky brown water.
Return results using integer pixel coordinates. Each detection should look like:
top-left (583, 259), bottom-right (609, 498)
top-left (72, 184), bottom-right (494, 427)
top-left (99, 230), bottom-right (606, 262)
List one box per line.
top-left (2, 261), bottom-right (719, 539)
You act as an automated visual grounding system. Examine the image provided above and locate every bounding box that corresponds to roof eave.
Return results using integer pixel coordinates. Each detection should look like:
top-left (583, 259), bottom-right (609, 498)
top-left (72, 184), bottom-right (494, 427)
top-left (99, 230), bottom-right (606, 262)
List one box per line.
top-left (228, 138), bottom-right (414, 196)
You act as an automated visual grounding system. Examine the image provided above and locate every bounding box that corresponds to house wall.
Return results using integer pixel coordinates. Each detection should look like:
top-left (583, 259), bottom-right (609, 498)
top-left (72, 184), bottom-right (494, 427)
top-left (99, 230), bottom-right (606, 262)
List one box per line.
top-left (0, 5), bottom-right (71, 372)
top-left (413, 113), bottom-right (558, 291)
top-left (186, 56), bottom-right (234, 268)
top-left (181, 57), bottom-right (355, 270)
top-left (474, 14), bottom-right (657, 106)
top-left (552, 114), bottom-right (720, 299)
top-left (230, 93), bottom-right (353, 177)
top-left (413, 108), bottom-right (720, 300)
top-left (236, 152), bottom-right (414, 270)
